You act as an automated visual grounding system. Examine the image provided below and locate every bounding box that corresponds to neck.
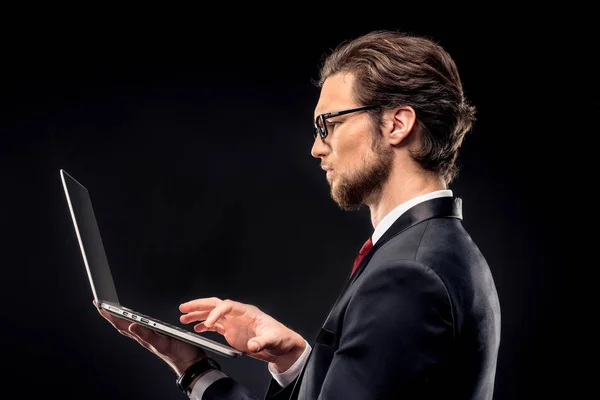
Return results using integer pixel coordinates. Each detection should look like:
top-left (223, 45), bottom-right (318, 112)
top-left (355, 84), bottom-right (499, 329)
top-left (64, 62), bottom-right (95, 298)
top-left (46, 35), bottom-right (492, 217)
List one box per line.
top-left (365, 167), bottom-right (446, 230)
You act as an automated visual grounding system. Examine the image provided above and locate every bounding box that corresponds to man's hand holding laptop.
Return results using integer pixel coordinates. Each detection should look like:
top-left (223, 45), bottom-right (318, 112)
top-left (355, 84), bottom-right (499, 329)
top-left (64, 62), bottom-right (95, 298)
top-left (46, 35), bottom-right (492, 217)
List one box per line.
top-left (95, 296), bottom-right (307, 376)
top-left (94, 299), bottom-right (205, 376)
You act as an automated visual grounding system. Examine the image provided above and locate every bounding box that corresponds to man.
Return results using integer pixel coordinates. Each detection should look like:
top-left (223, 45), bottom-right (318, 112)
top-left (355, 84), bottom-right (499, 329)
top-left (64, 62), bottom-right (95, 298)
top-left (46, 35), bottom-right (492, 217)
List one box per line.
top-left (98, 29), bottom-right (501, 399)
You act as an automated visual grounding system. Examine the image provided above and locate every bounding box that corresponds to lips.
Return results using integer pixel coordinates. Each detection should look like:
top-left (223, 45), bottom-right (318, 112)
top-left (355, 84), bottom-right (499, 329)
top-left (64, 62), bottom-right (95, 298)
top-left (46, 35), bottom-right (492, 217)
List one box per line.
top-left (321, 166), bottom-right (334, 183)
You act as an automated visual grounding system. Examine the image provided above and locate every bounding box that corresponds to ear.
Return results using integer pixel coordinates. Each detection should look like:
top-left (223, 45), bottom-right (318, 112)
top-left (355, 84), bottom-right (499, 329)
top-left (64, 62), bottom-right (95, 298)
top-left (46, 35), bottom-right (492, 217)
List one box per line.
top-left (383, 106), bottom-right (417, 146)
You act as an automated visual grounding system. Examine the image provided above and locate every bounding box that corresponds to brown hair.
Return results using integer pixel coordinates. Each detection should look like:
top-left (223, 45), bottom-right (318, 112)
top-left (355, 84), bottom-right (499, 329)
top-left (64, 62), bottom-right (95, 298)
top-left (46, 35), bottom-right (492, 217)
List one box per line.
top-left (318, 30), bottom-right (476, 185)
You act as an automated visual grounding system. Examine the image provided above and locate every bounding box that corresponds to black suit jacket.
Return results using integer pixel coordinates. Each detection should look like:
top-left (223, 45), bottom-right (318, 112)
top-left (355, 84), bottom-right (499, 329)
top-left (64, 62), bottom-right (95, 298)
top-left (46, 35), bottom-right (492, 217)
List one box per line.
top-left (200, 197), bottom-right (501, 400)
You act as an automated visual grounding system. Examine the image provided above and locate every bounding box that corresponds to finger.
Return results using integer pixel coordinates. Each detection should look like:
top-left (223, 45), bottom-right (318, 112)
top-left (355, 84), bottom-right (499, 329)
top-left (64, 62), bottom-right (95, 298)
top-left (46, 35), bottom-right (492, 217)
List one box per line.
top-left (213, 323), bottom-right (226, 336)
top-left (193, 322), bottom-right (214, 333)
top-left (109, 321), bottom-right (143, 341)
top-left (129, 323), bottom-right (153, 342)
top-left (118, 329), bottom-right (138, 340)
top-left (179, 297), bottom-right (222, 313)
top-left (205, 300), bottom-right (237, 328)
top-left (92, 301), bottom-right (166, 346)
top-left (97, 309), bottom-right (135, 333)
top-left (127, 325), bottom-right (156, 351)
top-left (128, 324), bottom-right (170, 353)
top-left (193, 321), bottom-right (225, 335)
top-left (247, 332), bottom-right (280, 353)
top-left (180, 310), bottom-right (210, 324)
top-left (95, 306), bottom-right (132, 330)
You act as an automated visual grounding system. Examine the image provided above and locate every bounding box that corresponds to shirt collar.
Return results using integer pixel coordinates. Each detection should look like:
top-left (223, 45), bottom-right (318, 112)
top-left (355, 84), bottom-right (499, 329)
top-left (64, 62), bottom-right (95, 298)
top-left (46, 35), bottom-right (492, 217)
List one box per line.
top-left (371, 190), bottom-right (453, 245)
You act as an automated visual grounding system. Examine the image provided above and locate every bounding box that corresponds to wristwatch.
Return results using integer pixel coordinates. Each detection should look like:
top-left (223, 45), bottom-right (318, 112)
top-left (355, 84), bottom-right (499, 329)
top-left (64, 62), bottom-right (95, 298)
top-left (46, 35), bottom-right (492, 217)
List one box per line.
top-left (176, 357), bottom-right (221, 394)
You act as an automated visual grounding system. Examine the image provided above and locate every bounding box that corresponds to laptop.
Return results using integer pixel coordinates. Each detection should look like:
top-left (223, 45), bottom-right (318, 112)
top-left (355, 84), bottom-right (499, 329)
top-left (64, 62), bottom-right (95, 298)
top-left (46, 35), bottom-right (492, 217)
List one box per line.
top-left (59, 168), bottom-right (242, 359)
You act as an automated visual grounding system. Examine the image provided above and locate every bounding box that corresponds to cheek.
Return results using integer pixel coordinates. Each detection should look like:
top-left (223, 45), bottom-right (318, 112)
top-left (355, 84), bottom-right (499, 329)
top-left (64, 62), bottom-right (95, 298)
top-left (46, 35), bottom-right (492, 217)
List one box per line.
top-left (334, 140), bottom-right (370, 172)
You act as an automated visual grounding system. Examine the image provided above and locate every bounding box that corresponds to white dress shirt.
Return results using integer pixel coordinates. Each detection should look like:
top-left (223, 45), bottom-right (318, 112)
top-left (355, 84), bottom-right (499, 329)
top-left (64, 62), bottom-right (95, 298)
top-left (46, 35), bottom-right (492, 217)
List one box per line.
top-left (191, 189), bottom-right (453, 399)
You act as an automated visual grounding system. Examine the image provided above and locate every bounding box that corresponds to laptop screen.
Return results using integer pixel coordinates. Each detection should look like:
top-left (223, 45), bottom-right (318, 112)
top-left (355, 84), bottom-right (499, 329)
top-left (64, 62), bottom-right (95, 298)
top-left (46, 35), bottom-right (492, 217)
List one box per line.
top-left (60, 169), bottom-right (120, 305)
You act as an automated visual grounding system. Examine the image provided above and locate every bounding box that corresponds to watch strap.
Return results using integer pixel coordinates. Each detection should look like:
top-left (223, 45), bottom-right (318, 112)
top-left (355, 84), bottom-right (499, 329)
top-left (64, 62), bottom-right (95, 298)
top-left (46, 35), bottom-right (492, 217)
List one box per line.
top-left (176, 357), bottom-right (221, 394)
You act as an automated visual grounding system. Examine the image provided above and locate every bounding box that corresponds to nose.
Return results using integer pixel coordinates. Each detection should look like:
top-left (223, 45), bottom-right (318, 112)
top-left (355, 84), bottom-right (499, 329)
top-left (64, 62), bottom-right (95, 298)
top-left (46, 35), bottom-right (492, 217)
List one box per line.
top-left (311, 136), bottom-right (330, 159)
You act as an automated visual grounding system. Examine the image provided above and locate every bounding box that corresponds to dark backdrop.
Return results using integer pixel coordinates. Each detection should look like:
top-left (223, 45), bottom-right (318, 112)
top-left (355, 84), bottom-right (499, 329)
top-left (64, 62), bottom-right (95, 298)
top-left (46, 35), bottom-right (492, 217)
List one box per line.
top-left (0, 15), bottom-right (594, 399)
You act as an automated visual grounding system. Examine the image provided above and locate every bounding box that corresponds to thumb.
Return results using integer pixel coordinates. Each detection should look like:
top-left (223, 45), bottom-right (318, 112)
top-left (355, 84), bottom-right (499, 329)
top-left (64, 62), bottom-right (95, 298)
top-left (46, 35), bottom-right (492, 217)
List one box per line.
top-left (247, 336), bottom-right (273, 353)
top-left (129, 324), bottom-right (150, 340)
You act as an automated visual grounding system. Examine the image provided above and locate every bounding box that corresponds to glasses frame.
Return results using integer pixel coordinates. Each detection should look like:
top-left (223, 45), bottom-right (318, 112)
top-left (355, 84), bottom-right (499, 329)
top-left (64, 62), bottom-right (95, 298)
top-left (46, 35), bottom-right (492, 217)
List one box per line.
top-left (313, 104), bottom-right (380, 140)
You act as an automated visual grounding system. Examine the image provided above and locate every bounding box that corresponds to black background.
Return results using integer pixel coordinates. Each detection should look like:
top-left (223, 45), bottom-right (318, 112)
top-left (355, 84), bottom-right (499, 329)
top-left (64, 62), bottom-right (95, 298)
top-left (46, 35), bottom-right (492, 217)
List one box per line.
top-left (1, 12), bottom-right (595, 399)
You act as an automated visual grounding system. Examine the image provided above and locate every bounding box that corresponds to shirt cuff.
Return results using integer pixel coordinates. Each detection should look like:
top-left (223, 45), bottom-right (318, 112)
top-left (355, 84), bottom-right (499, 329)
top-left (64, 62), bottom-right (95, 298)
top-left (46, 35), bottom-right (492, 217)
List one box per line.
top-left (189, 369), bottom-right (228, 399)
top-left (267, 340), bottom-right (312, 388)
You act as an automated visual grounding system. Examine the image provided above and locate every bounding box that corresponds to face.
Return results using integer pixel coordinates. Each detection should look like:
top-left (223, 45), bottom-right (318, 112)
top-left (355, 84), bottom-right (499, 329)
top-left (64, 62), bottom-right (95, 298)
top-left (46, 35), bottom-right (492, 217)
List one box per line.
top-left (311, 73), bottom-right (393, 210)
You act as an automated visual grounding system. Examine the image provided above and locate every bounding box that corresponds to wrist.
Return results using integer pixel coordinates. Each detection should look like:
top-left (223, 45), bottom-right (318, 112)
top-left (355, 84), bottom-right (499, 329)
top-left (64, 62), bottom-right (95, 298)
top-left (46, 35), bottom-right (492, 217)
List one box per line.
top-left (176, 357), bottom-right (221, 395)
top-left (172, 356), bottom-right (205, 376)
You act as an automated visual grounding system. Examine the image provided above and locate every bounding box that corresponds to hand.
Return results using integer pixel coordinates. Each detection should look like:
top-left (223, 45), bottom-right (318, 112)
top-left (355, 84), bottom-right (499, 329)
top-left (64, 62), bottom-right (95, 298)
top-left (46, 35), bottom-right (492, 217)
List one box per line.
top-left (93, 300), bottom-right (205, 375)
top-left (180, 298), bottom-right (306, 372)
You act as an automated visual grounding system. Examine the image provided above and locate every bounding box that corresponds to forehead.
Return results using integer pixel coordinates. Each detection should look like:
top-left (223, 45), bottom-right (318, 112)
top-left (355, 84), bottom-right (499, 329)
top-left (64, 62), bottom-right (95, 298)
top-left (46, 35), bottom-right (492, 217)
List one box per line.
top-left (314, 72), bottom-right (357, 116)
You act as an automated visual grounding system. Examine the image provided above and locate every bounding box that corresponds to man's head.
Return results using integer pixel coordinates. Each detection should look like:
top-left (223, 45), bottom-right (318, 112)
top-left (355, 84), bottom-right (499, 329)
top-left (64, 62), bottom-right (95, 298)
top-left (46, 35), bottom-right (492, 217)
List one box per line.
top-left (311, 30), bottom-right (475, 210)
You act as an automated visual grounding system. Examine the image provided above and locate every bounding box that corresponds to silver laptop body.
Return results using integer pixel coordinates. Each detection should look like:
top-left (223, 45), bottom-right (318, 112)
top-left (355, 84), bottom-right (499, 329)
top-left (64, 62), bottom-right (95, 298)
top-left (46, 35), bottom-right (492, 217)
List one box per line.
top-left (59, 168), bottom-right (242, 359)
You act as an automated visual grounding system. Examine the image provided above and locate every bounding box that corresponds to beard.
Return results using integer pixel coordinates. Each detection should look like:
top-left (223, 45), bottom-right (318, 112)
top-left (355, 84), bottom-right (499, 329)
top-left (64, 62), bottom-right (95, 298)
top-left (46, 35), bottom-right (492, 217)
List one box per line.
top-left (330, 133), bottom-right (393, 211)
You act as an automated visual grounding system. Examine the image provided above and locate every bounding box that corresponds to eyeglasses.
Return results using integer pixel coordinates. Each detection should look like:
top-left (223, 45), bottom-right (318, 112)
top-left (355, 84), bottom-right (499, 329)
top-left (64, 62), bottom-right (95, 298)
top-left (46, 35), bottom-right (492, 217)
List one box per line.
top-left (313, 105), bottom-right (380, 140)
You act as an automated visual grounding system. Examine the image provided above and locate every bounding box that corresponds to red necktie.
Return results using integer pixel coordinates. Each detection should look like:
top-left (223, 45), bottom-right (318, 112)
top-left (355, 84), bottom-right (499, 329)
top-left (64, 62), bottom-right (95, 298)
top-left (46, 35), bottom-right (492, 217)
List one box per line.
top-left (351, 237), bottom-right (373, 277)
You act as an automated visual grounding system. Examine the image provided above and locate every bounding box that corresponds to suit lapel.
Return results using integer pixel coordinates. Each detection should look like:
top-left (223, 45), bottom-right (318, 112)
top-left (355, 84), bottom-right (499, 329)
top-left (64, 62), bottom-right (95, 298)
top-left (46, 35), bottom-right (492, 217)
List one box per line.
top-left (317, 196), bottom-right (463, 327)
top-left (290, 196), bottom-right (463, 399)
top-left (349, 196), bottom-right (463, 283)
top-left (332, 196), bottom-right (463, 301)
